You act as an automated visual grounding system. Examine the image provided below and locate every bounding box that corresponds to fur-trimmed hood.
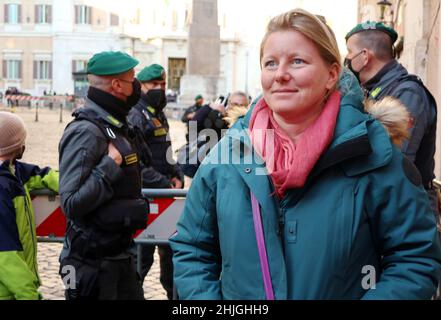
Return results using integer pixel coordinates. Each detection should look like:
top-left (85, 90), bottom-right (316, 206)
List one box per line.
top-left (365, 96), bottom-right (410, 147)
top-left (224, 105), bottom-right (249, 128)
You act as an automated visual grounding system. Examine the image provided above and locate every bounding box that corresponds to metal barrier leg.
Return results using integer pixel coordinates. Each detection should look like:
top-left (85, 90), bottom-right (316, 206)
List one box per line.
top-left (136, 243), bottom-right (143, 280)
top-left (173, 282), bottom-right (178, 300)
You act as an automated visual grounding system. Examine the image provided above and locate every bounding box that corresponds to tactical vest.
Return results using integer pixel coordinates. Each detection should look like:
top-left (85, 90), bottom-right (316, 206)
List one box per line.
top-left (66, 107), bottom-right (149, 258)
top-left (133, 104), bottom-right (173, 176)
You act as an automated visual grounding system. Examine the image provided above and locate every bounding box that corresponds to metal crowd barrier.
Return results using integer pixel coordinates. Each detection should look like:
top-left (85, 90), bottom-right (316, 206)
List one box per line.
top-left (32, 188), bottom-right (187, 245)
top-left (32, 188), bottom-right (188, 296)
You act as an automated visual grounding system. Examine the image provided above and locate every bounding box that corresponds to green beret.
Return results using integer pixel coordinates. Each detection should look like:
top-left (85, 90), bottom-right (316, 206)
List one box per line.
top-left (195, 94), bottom-right (203, 101)
top-left (137, 64), bottom-right (165, 82)
top-left (345, 21), bottom-right (398, 43)
top-left (87, 51), bottom-right (139, 76)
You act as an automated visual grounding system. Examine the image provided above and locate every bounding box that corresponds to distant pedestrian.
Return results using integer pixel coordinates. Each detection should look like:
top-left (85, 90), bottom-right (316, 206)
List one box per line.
top-left (181, 95), bottom-right (205, 143)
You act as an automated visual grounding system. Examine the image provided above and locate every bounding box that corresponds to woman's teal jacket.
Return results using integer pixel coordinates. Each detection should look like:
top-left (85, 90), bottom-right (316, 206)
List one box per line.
top-left (170, 75), bottom-right (441, 300)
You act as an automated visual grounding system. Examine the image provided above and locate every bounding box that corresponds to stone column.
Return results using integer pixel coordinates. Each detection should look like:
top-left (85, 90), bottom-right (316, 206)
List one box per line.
top-left (180, 0), bottom-right (225, 105)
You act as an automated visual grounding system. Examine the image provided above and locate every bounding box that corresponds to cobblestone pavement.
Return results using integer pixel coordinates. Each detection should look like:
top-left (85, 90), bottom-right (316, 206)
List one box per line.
top-left (37, 243), bottom-right (168, 300)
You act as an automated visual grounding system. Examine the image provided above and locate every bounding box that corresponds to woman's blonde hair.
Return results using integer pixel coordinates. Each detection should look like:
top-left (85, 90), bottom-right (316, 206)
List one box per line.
top-left (260, 8), bottom-right (342, 80)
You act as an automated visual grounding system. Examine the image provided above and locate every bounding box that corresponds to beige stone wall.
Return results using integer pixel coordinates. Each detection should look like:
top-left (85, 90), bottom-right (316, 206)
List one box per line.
top-left (91, 7), bottom-right (109, 32)
top-left (0, 36), bottom-right (52, 91)
top-left (426, 0), bottom-right (441, 177)
top-left (358, 0), bottom-right (381, 21)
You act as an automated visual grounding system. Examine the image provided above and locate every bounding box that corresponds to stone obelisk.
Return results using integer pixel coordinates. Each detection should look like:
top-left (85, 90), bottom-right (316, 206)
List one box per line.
top-left (180, 0), bottom-right (224, 104)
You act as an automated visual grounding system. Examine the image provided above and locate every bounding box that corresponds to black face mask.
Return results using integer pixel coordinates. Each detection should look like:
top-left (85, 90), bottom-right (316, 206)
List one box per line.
top-left (127, 79), bottom-right (142, 107)
top-left (146, 89), bottom-right (167, 111)
top-left (344, 50), bottom-right (365, 83)
top-left (14, 145), bottom-right (25, 161)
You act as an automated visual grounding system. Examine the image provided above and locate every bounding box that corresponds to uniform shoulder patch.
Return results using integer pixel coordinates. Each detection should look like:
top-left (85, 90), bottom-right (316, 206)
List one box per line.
top-left (402, 156), bottom-right (422, 186)
top-left (370, 87), bottom-right (382, 99)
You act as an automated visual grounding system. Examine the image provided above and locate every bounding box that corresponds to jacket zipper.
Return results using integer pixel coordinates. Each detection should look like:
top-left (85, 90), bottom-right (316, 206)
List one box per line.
top-left (7, 164), bottom-right (39, 278)
top-left (23, 193), bottom-right (39, 278)
top-left (267, 178), bottom-right (285, 245)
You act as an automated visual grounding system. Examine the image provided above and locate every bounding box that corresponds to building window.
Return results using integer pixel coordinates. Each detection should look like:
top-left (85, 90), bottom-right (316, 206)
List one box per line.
top-left (35, 4), bottom-right (52, 24)
top-left (34, 60), bottom-right (52, 80)
top-left (110, 13), bottom-right (119, 26)
top-left (72, 60), bottom-right (87, 72)
top-left (3, 60), bottom-right (21, 79)
top-left (75, 5), bottom-right (92, 25)
top-left (4, 4), bottom-right (21, 24)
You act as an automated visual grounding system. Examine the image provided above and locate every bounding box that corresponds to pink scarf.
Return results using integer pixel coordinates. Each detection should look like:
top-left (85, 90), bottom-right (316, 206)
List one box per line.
top-left (249, 91), bottom-right (341, 198)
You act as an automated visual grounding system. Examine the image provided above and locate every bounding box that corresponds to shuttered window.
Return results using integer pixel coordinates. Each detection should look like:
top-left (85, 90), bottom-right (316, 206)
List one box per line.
top-left (75, 5), bottom-right (92, 25)
top-left (110, 13), bottom-right (119, 26)
top-left (72, 60), bottom-right (87, 73)
top-left (35, 4), bottom-right (52, 24)
top-left (34, 60), bottom-right (52, 80)
top-left (4, 4), bottom-right (21, 24)
top-left (3, 60), bottom-right (22, 79)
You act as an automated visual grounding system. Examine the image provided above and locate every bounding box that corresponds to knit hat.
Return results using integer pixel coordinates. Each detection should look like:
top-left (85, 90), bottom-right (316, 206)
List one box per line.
top-left (0, 112), bottom-right (27, 156)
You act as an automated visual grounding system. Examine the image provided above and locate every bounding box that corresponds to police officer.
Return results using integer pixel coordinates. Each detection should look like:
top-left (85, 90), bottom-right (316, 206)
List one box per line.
top-left (345, 21), bottom-right (438, 213)
top-left (128, 63), bottom-right (183, 300)
top-left (181, 94), bottom-right (205, 143)
top-left (58, 51), bottom-right (148, 300)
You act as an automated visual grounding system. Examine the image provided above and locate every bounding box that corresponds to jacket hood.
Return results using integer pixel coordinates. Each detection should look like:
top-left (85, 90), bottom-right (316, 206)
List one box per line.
top-left (365, 96), bottom-right (410, 147)
top-left (224, 105), bottom-right (249, 128)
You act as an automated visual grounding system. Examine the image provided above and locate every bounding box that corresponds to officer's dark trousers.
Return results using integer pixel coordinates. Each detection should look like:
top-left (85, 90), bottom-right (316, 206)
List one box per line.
top-left (139, 244), bottom-right (174, 300)
top-left (96, 256), bottom-right (144, 300)
top-left (65, 256), bottom-right (144, 300)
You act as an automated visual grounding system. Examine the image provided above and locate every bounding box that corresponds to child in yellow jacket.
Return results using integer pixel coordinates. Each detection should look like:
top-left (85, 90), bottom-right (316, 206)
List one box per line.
top-left (0, 111), bottom-right (58, 300)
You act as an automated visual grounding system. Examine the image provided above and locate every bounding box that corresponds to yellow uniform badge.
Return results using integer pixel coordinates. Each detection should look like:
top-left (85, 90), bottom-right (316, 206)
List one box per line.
top-left (125, 153), bottom-right (138, 165)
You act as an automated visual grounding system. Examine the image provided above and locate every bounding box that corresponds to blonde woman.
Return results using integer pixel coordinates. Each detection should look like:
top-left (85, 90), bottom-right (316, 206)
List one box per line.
top-left (170, 9), bottom-right (441, 300)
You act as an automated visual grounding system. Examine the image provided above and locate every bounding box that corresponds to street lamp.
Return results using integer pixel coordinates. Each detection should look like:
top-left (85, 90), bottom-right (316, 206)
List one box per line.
top-left (377, 0), bottom-right (393, 24)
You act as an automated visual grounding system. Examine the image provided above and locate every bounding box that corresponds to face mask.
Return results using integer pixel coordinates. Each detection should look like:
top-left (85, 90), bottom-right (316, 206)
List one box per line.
top-left (126, 79), bottom-right (142, 107)
top-left (15, 145), bottom-right (25, 161)
top-left (146, 89), bottom-right (167, 111)
top-left (344, 50), bottom-right (365, 83)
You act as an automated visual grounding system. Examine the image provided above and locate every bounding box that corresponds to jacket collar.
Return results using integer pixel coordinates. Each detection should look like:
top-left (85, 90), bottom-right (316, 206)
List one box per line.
top-left (83, 97), bottom-right (125, 129)
top-left (0, 160), bottom-right (20, 184)
top-left (0, 160), bottom-right (10, 173)
top-left (364, 60), bottom-right (397, 91)
top-left (364, 60), bottom-right (408, 99)
top-left (87, 86), bottom-right (129, 121)
top-left (137, 95), bottom-right (157, 115)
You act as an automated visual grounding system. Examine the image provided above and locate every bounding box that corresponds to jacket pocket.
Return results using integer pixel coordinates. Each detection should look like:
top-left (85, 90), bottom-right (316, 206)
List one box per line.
top-left (90, 198), bottom-right (149, 233)
top-left (59, 256), bottom-right (100, 299)
top-left (331, 185), bottom-right (356, 277)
